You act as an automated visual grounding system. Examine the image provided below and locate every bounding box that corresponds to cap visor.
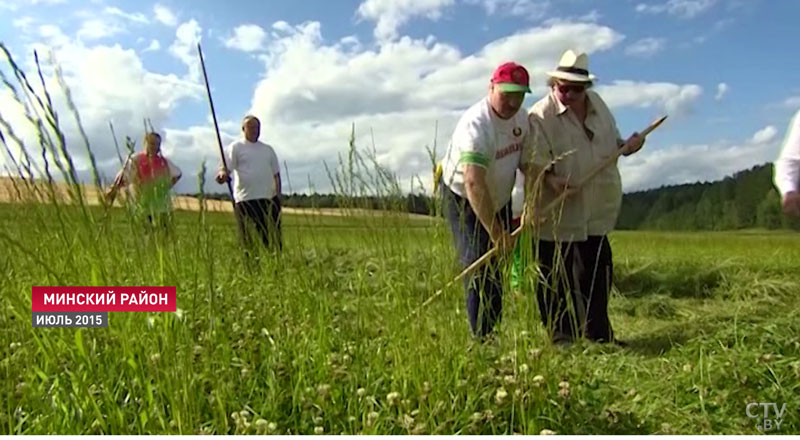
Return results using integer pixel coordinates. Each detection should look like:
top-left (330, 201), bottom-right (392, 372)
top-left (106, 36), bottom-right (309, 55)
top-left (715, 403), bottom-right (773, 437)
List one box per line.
top-left (497, 83), bottom-right (531, 93)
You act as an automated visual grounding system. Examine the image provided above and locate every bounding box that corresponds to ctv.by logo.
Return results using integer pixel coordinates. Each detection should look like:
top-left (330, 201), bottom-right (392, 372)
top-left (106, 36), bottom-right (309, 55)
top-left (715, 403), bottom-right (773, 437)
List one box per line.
top-left (746, 402), bottom-right (786, 432)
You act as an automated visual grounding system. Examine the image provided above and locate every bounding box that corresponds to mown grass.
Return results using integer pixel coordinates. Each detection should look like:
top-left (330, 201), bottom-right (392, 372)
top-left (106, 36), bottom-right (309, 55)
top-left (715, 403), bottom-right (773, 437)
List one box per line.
top-left (2, 201), bottom-right (798, 435)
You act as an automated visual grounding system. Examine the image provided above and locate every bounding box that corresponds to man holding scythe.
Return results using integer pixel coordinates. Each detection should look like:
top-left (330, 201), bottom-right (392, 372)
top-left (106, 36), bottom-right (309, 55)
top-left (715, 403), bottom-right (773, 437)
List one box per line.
top-left (105, 132), bottom-right (182, 229)
top-left (216, 115), bottom-right (283, 256)
top-left (527, 50), bottom-right (645, 345)
top-left (439, 61), bottom-right (537, 339)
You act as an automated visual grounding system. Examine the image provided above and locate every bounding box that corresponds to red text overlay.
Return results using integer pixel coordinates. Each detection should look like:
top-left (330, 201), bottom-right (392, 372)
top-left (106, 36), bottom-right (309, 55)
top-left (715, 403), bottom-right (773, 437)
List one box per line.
top-left (32, 287), bottom-right (176, 312)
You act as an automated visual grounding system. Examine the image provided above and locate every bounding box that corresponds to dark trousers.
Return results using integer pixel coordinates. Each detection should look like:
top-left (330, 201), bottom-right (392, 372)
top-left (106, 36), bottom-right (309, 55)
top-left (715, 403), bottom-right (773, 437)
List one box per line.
top-left (442, 185), bottom-right (513, 337)
top-left (234, 197), bottom-right (282, 254)
top-left (536, 235), bottom-right (614, 342)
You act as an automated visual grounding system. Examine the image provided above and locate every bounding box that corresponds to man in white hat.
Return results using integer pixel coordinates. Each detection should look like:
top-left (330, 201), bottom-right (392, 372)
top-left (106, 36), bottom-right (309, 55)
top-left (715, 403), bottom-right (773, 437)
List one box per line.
top-left (527, 50), bottom-right (644, 345)
top-left (775, 109), bottom-right (800, 217)
top-left (440, 61), bottom-right (536, 339)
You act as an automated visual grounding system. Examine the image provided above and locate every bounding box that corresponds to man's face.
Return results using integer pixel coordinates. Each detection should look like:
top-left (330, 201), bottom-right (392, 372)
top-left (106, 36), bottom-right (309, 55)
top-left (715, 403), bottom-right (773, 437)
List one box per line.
top-left (489, 84), bottom-right (525, 119)
top-left (553, 80), bottom-right (588, 107)
top-left (145, 136), bottom-right (161, 155)
top-left (243, 118), bottom-right (260, 142)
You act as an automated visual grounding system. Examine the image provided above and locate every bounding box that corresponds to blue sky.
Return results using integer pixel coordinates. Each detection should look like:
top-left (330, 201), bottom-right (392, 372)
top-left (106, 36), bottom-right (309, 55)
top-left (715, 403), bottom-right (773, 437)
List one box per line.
top-left (0, 0), bottom-right (797, 195)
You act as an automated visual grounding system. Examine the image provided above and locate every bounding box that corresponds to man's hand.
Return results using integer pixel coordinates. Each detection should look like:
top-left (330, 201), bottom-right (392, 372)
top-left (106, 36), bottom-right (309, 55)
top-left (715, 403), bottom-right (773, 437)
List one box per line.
top-left (783, 191), bottom-right (800, 217)
top-left (620, 132), bottom-right (645, 156)
top-left (490, 225), bottom-right (516, 255)
top-left (104, 186), bottom-right (118, 204)
top-left (545, 173), bottom-right (578, 198)
top-left (521, 204), bottom-right (547, 228)
top-left (215, 169), bottom-right (231, 184)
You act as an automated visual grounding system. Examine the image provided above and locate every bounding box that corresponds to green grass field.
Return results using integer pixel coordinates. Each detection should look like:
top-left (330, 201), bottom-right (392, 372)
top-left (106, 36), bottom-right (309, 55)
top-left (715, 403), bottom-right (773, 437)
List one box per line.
top-left (2, 201), bottom-right (798, 434)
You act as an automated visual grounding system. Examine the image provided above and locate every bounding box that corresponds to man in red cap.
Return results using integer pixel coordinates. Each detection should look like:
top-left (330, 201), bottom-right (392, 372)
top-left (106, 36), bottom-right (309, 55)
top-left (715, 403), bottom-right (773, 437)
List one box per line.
top-left (439, 61), bottom-right (536, 339)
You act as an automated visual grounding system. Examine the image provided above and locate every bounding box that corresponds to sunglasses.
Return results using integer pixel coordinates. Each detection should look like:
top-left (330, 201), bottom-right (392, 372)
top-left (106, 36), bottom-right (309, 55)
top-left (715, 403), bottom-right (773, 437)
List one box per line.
top-left (556, 83), bottom-right (586, 94)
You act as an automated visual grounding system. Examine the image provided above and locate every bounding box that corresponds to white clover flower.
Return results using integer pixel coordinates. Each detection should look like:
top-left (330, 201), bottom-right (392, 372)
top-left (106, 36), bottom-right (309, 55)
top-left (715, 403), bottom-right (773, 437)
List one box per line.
top-left (495, 388), bottom-right (508, 404)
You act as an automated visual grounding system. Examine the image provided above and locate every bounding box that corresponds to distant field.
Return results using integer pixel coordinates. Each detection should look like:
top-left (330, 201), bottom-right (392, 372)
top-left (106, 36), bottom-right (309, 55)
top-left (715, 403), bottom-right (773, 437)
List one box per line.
top-left (0, 177), bottom-right (433, 220)
top-left (2, 199), bottom-right (798, 434)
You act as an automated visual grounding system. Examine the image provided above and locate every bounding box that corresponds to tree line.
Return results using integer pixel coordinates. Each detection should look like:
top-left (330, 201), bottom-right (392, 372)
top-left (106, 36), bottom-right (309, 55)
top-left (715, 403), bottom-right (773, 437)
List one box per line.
top-left (194, 163), bottom-right (799, 231)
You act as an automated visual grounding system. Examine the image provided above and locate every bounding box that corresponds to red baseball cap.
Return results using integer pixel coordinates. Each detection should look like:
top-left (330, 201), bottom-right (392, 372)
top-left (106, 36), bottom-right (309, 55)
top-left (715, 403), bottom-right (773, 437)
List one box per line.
top-left (491, 62), bottom-right (531, 93)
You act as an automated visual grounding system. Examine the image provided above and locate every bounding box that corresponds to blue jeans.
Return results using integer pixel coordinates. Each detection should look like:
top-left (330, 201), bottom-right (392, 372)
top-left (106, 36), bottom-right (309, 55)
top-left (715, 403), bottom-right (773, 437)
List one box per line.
top-left (442, 184), bottom-right (513, 337)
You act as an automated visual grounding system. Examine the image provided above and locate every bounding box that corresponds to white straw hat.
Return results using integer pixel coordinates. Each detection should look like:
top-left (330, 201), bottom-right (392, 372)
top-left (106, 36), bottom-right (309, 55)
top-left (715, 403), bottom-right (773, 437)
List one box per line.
top-left (546, 49), bottom-right (596, 83)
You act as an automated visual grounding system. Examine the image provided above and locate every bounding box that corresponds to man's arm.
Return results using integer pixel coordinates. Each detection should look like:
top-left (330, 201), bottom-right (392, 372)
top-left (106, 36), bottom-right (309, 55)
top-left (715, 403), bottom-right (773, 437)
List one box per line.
top-left (520, 116), bottom-right (577, 223)
top-left (105, 156), bottom-right (133, 203)
top-left (216, 143), bottom-right (235, 184)
top-left (274, 173), bottom-right (281, 199)
top-left (463, 164), bottom-right (513, 251)
top-left (167, 159), bottom-right (182, 187)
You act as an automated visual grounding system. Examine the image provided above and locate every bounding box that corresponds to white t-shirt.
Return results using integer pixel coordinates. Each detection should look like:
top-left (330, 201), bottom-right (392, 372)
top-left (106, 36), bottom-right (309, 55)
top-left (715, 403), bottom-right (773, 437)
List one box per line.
top-left (775, 108), bottom-right (800, 196)
top-left (511, 170), bottom-right (525, 220)
top-left (224, 139), bottom-right (280, 203)
top-left (441, 97), bottom-right (531, 212)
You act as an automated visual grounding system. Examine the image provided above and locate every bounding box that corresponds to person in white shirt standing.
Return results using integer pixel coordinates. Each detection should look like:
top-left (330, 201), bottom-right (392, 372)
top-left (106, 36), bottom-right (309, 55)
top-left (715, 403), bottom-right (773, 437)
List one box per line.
top-left (775, 109), bottom-right (800, 217)
top-left (216, 115), bottom-right (283, 254)
top-left (439, 61), bottom-right (535, 339)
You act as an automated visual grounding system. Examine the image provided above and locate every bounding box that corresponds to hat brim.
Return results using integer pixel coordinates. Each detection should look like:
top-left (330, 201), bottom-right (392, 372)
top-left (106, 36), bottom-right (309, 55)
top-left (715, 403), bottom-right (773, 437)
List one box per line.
top-left (546, 70), bottom-right (596, 83)
top-left (496, 83), bottom-right (531, 93)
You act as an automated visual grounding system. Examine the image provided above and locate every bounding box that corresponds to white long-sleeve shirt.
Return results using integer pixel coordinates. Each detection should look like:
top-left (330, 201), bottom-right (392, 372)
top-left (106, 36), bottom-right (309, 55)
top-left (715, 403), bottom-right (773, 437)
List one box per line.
top-left (775, 109), bottom-right (800, 196)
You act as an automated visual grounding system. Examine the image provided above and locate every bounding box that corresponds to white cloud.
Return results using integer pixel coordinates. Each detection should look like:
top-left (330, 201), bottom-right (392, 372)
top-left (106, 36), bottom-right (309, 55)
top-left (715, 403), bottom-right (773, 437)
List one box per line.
top-left (12, 16), bottom-right (35, 30)
top-left (0, 17), bottom-right (732, 197)
top-left (224, 24), bottom-right (268, 53)
top-left (143, 39), bottom-right (161, 52)
top-left (37, 24), bottom-right (71, 47)
top-left (596, 81), bottom-right (703, 116)
top-left (620, 132), bottom-right (782, 191)
top-left (153, 3), bottom-right (178, 27)
top-left (169, 20), bottom-right (202, 82)
top-left (272, 21), bottom-right (294, 34)
top-left (466, 0), bottom-right (550, 19)
top-left (0, 27), bottom-right (203, 189)
top-left (339, 35), bottom-right (362, 51)
top-left (715, 82), bottom-right (728, 100)
top-left (635, 0), bottom-right (717, 18)
top-left (104, 6), bottom-right (149, 24)
top-left (783, 96), bottom-right (800, 109)
top-left (0, 0), bottom-right (64, 10)
top-left (750, 125), bottom-right (777, 145)
top-left (624, 37), bottom-right (665, 57)
top-left (77, 19), bottom-right (125, 41)
top-left (357, 0), bottom-right (455, 42)
top-left (241, 21), bottom-right (625, 192)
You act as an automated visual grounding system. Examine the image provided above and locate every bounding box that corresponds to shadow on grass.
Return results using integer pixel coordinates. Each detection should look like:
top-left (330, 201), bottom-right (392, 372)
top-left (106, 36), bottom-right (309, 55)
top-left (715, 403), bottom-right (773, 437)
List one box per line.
top-left (615, 264), bottom-right (726, 299)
